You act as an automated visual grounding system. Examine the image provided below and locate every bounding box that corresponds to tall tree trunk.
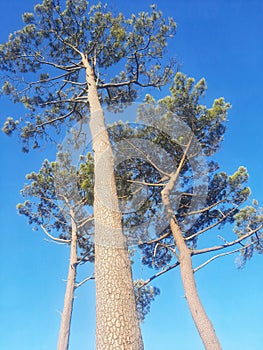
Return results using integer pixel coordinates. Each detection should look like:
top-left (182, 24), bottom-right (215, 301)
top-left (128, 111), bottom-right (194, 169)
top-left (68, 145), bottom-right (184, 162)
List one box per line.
top-left (170, 217), bottom-right (222, 350)
top-left (57, 210), bottom-right (78, 350)
top-left (161, 140), bottom-right (221, 350)
top-left (83, 57), bottom-right (143, 350)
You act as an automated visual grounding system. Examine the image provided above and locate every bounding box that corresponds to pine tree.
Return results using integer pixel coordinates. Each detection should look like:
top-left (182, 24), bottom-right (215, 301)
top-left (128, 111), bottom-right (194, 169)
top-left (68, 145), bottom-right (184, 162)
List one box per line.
top-left (17, 153), bottom-right (94, 350)
top-left (1, 1), bottom-right (176, 348)
top-left (107, 72), bottom-right (263, 349)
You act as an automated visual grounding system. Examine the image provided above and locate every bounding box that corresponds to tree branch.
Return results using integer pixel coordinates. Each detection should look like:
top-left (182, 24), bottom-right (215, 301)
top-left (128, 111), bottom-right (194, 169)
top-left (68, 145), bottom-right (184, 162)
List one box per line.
top-left (185, 206), bottom-right (239, 241)
top-left (145, 232), bottom-right (170, 244)
top-left (41, 225), bottom-right (71, 244)
top-left (77, 216), bottom-right (94, 229)
top-left (75, 274), bottom-right (94, 288)
top-left (137, 262), bottom-right (180, 290)
top-left (49, 29), bottom-right (84, 58)
top-left (25, 71), bottom-right (78, 87)
top-left (35, 109), bottom-right (76, 129)
top-left (192, 224), bottom-right (263, 256)
top-left (161, 134), bottom-right (194, 215)
top-left (180, 199), bottom-right (226, 217)
top-left (34, 54), bottom-right (82, 71)
top-left (127, 179), bottom-right (166, 187)
top-left (123, 138), bottom-right (171, 178)
top-left (193, 240), bottom-right (256, 273)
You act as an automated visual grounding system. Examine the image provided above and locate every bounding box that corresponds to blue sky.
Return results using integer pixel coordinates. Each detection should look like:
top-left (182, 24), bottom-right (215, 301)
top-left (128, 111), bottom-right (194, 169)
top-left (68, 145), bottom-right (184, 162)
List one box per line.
top-left (0, 1), bottom-right (263, 349)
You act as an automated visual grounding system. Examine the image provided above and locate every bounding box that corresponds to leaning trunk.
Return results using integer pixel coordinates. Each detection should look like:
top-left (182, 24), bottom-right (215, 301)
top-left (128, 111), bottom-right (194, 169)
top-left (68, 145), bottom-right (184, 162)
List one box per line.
top-left (170, 217), bottom-right (222, 350)
top-left (83, 57), bottom-right (143, 350)
top-left (57, 210), bottom-right (78, 350)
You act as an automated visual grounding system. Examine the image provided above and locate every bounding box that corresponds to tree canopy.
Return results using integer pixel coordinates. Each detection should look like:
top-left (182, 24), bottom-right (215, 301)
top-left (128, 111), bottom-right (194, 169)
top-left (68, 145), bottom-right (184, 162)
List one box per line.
top-left (103, 72), bottom-right (263, 348)
top-left (106, 72), bottom-right (263, 271)
top-left (1, 0), bottom-right (176, 152)
top-left (17, 152), bottom-right (94, 259)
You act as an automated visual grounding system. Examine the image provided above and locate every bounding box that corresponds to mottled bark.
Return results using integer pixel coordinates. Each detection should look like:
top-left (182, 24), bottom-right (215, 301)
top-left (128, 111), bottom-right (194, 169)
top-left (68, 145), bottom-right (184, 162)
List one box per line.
top-left (83, 56), bottom-right (143, 350)
top-left (57, 210), bottom-right (78, 350)
top-left (170, 217), bottom-right (222, 350)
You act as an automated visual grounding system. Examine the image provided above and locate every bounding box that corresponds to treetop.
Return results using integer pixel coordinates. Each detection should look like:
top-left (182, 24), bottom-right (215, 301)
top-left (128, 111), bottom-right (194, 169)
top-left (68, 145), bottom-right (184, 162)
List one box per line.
top-left (1, 0), bottom-right (176, 152)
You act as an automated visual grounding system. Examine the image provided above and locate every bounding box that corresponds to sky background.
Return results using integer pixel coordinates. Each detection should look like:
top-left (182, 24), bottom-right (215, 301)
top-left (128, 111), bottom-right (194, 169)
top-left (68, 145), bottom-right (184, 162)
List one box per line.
top-left (0, 0), bottom-right (263, 349)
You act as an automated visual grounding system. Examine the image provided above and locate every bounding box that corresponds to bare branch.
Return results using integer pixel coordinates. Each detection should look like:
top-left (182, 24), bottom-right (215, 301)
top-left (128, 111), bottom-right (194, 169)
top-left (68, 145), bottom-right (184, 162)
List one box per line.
top-left (44, 238), bottom-right (70, 245)
top-left (35, 109), bottom-right (76, 129)
top-left (77, 216), bottom-right (94, 229)
top-left (63, 80), bottom-right (86, 86)
top-left (180, 199), bottom-right (226, 217)
top-left (193, 240), bottom-right (256, 273)
top-left (41, 225), bottom-right (71, 244)
top-left (26, 71), bottom-right (78, 87)
top-left (98, 79), bottom-right (169, 90)
top-left (192, 224), bottom-right (263, 256)
top-left (34, 54), bottom-right (82, 71)
top-left (137, 262), bottom-right (180, 290)
top-left (98, 80), bottom-right (134, 89)
top-left (145, 232), bottom-right (170, 244)
top-left (185, 206), bottom-right (239, 241)
top-left (127, 179), bottom-right (166, 187)
top-left (39, 96), bottom-right (86, 107)
top-left (75, 274), bottom-right (94, 289)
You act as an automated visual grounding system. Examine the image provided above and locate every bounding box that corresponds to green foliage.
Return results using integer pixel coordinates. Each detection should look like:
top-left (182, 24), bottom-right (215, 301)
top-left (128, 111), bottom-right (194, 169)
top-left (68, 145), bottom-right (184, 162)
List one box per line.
top-left (17, 154), bottom-right (94, 260)
top-left (234, 203), bottom-right (263, 267)
top-left (107, 73), bottom-right (260, 271)
top-left (1, 117), bottom-right (19, 136)
top-left (139, 72), bottom-right (231, 156)
top-left (0, 0), bottom-right (176, 151)
top-left (78, 152), bottom-right (94, 204)
top-left (17, 159), bottom-right (69, 235)
top-left (22, 12), bottom-right (35, 24)
top-left (2, 81), bottom-right (15, 95)
top-left (134, 280), bottom-right (160, 322)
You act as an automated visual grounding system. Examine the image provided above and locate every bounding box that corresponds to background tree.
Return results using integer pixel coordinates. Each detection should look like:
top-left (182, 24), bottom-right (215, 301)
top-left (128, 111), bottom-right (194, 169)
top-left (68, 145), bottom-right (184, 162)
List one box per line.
top-left (107, 72), bottom-right (263, 349)
top-left (17, 152), bottom-right (94, 350)
top-left (0, 1), bottom-right (176, 348)
top-left (18, 148), bottom-right (163, 349)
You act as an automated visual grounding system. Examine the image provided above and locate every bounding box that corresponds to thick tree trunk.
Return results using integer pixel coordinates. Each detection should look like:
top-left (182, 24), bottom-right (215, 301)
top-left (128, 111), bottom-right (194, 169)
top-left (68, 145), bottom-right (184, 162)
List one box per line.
top-left (57, 210), bottom-right (78, 350)
top-left (83, 57), bottom-right (143, 350)
top-left (170, 217), bottom-right (222, 350)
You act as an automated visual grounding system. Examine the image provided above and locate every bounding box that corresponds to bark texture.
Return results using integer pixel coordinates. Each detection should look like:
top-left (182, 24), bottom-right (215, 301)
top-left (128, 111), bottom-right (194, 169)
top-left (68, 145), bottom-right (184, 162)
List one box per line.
top-left (83, 57), bottom-right (143, 350)
top-left (57, 210), bottom-right (78, 350)
top-left (161, 138), bottom-right (221, 350)
top-left (170, 217), bottom-right (222, 350)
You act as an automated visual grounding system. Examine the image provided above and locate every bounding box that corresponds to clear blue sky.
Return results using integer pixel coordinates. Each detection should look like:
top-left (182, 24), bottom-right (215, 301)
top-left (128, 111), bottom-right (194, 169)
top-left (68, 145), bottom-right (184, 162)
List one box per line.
top-left (0, 1), bottom-right (263, 349)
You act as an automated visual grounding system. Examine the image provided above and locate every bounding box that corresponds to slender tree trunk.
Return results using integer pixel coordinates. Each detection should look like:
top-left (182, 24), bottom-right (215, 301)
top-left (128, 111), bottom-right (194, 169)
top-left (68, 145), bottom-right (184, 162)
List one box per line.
top-left (57, 210), bottom-right (78, 350)
top-left (170, 217), bottom-right (222, 350)
top-left (161, 141), bottom-right (221, 349)
top-left (83, 57), bottom-right (143, 350)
